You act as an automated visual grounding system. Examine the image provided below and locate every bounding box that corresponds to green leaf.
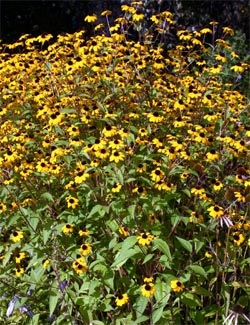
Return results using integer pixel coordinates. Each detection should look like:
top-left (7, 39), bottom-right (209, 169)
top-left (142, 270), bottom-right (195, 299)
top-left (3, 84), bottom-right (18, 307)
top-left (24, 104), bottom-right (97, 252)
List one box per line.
top-left (143, 253), bottom-right (154, 264)
top-left (111, 247), bottom-right (141, 268)
top-left (61, 108), bottom-right (77, 114)
top-left (152, 306), bottom-right (164, 323)
top-left (176, 236), bottom-right (192, 253)
top-left (134, 296), bottom-right (148, 319)
top-left (188, 265), bottom-right (207, 279)
top-left (181, 292), bottom-right (202, 307)
top-left (182, 189), bottom-right (191, 197)
top-left (114, 235), bottom-right (138, 253)
top-left (41, 192), bottom-right (54, 203)
top-left (191, 286), bottom-right (212, 297)
top-left (153, 238), bottom-right (172, 261)
top-left (89, 204), bottom-right (108, 217)
top-left (49, 289), bottom-right (59, 316)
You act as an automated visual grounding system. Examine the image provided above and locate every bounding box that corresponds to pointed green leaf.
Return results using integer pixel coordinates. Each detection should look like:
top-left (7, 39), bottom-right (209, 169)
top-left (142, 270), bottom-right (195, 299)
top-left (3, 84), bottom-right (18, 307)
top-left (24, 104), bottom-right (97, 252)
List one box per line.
top-left (153, 238), bottom-right (172, 261)
top-left (49, 289), bottom-right (59, 316)
top-left (176, 236), bottom-right (192, 253)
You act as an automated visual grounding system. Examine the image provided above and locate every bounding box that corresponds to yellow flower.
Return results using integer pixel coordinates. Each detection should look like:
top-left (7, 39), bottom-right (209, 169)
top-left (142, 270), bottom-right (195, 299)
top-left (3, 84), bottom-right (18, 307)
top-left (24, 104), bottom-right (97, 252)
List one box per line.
top-left (207, 205), bottom-right (224, 218)
top-left (115, 293), bottom-right (129, 307)
top-left (234, 192), bottom-right (246, 203)
top-left (101, 10), bottom-right (112, 16)
top-left (212, 179), bottom-right (223, 191)
top-left (137, 232), bottom-right (155, 246)
top-left (232, 232), bottom-right (245, 246)
top-left (222, 27), bottom-right (234, 36)
top-left (200, 28), bottom-right (212, 34)
top-left (144, 277), bottom-right (154, 283)
top-left (67, 125), bottom-right (79, 136)
top-left (95, 147), bottom-right (110, 159)
top-left (148, 213), bottom-right (157, 224)
top-left (150, 168), bottom-right (165, 182)
top-left (110, 151), bottom-right (125, 163)
top-left (84, 14), bottom-right (98, 23)
top-left (205, 251), bottom-right (212, 258)
top-left (66, 196), bottom-right (79, 209)
top-left (112, 183), bottom-right (122, 193)
top-left (189, 212), bottom-right (203, 224)
top-left (62, 223), bottom-right (74, 234)
top-left (141, 282), bottom-right (156, 298)
top-left (11, 231), bottom-right (24, 243)
top-left (231, 65), bottom-right (244, 73)
top-left (79, 229), bottom-right (90, 237)
top-left (206, 149), bottom-right (219, 161)
top-left (171, 280), bottom-right (185, 292)
top-left (132, 13), bottom-right (144, 22)
top-left (0, 202), bottom-right (7, 213)
top-left (79, 243), bottom-right (92, 256)
top-left (136, 164), bottom-right (147, 173)
top-left (15, 252), bottom-right (26, 264)
top-left (72, 257), bottom-right (88, 275)
top-left (119, 226), bottom-right (129, 237)
top-left (42, 259), bottom-right (51, 269)
top-left (147, 112), bottom-right (164, 123)
top-left (15, 267), bottom-right (25, 277)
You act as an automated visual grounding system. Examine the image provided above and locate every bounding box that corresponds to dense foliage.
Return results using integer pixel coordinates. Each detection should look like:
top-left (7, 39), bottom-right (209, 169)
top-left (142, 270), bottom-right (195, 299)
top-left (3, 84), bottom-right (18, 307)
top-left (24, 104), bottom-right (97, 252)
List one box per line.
top-left (0, 3), bottom-right (250, 324)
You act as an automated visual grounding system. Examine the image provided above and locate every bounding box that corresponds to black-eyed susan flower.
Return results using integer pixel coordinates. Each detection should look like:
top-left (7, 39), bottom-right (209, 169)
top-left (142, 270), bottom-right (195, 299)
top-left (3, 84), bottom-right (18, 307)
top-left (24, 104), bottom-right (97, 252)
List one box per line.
top-left (147, 112), bottom-right (164, 123)
top-left (137, 232), bottom-right (155, 246)
top-left (110, 151), bottom-right (125, 163)
top-left (132, 186), bottom-right (147, 196)
top-left (42, 259), bottom-right (51, 269)
top-left (189, 211), bottom-right (203, 224)
top-left (11, 231), bottom-right (24, 243)
top-left (15, 267), bottom-right (25, 277)
top-left (141, 282), bottom-right (156, 298)
top-left (191, 186), bottom-right (205, 197)
top-left (79, 243), bottom-right (92, 256)
top-left (67, 125), bottom-right (79, 137)
top-left (84, 14), bottom-right (98, 23)
top-left (119, 226), bottom-right (129, 237)
top-left (150, 168), bottom-right (164, 182)
top-left (206, 149), bottom-right (219, 161)
top-left (0, 202), bottom-right (7, 213)
top-left (72, 257), bottom-right (88, 275)
top-left (15, 252), bottom-right (26, 264)
top-left (171, 280), bottom-right (185, 292)
top-left (36, 159), bottom-right (49, 173)
top-left (136, 163), bottom-right (147, 173)
top-left (108, 139), bottom-right (124, 150)
top-left (115, 293), bottom-right (129, 307)
top-left (207, 205), bottom-right (224, 218)
top-left (102, 125), bottom-right (117, 138)
top-left (180, 172), bottom-right (189, 180)
top-left (148, 213), bottom-right (157, 224)
top-left (232, 232), bottom-right (245, 246)
top-left (95, 147), bottom-right (110, 159)
top-left (66, 196), bottom-right (79, 209)
top-left (111, 183), bottom-right (122, 193)
top-left (79, 229), bottom-right (90, 237)
top-left (212, 179), bottom-right (223, 191)
top-left (62, 223), bottom-right (74, 234)
top-left (234, 191), bottom-right (246, 203)
top-left (205, 251), bottom-right (213, 258)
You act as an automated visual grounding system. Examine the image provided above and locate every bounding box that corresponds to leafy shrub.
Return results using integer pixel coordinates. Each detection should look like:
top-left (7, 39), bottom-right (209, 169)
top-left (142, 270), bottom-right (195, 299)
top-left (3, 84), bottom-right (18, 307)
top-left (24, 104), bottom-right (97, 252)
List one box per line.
top-left (0, 3), bottom-right (250, 324)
